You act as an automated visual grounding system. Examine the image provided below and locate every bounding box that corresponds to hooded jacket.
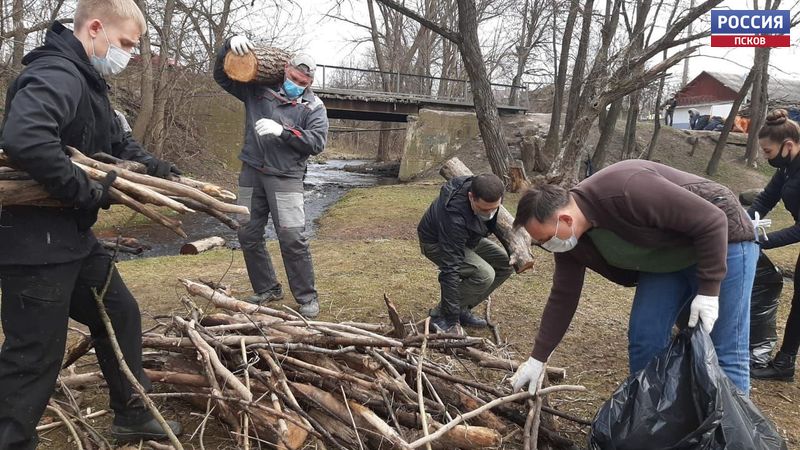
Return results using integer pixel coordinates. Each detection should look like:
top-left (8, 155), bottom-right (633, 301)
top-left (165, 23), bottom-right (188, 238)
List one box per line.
top-left (0, 21), bottom-right (155, 265)
top-left (213, 39), bottom-right (328, 178)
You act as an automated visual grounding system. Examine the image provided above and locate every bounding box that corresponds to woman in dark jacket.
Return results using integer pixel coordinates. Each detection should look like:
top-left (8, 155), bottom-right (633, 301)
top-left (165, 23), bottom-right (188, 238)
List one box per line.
top-left (749, 109), bottom-right (800, 381)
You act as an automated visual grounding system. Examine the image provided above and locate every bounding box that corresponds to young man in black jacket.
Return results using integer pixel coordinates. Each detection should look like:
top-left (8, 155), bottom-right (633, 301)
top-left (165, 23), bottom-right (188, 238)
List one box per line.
top-left (0, 0), bottom-right (181, 447)
top-left (417, 174), bottom-right (513, 333)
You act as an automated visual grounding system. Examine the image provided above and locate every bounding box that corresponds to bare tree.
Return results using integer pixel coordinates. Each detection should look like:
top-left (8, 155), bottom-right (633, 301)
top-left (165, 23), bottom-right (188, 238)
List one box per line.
top-left (542, 0), bottom-right (578, 157)
top-left (706, 68), bottom-right (756, 176)
top-left (547, 0), bottom-right (723, 184)
top-left (562, 0), bottom-right (594, 140)
top-left (373, 0), bottom-right (514, 181)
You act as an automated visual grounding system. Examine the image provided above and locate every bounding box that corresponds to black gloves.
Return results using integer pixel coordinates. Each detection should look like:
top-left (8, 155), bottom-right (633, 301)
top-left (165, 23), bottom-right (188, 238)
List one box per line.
top-left (146, 158), bottom-right (183, 179)
top-left (77, 170), bottom-right (118, 231)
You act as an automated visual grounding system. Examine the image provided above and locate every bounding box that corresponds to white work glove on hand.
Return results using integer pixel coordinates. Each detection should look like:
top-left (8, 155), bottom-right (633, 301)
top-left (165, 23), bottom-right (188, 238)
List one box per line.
top-left (510, 357), bottom-right (545, 395)
top-left (751, 211), bottom-right (772, 242)
top-left (688, 294), bottom-right (719, 334)
top-left (254, 118), bottom-right (283, 137)
top-left (229, 35), bottom-right (254, 56)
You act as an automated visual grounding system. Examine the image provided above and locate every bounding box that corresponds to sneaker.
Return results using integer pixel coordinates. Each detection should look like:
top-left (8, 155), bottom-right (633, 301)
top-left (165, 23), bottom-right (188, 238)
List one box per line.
top-left (298, 299), bottom-right (320, 318)
top-left (243, 285), bottom-right (284, 305)
top-left (111, 418), bottom-right (182, 443)
top-left (459, 308), bottom-right (488, 328)
top-left (751, 351), bottom-right (796, 381)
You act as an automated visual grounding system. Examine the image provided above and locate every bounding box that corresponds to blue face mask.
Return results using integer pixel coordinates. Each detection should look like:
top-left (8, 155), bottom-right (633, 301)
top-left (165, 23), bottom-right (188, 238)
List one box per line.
top-left (283, 78), bottom-right (305, 99)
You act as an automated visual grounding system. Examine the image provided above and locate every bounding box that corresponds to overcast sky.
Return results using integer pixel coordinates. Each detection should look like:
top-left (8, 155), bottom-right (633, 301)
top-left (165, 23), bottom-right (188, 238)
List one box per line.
top-left (293, 0), bottom-right (800, 84)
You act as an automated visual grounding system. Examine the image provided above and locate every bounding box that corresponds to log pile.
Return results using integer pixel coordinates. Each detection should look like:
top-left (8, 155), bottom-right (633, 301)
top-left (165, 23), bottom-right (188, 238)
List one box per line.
top-left (56, 279), bottom-right (587, 449)
top-left (0, 147), bottom-right (245, 237)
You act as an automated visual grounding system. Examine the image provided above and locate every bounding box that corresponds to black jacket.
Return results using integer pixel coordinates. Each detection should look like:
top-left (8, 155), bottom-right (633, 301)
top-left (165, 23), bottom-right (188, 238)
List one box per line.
top-left (749, 156), bottom-right (800, 249)
top-left (0, 22), bottom-right (155, 265)
top-left (418, 176), bottom-right (499, 317)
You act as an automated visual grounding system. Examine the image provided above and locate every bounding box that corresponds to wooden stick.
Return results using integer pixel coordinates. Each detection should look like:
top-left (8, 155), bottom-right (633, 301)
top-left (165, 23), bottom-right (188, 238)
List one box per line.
top-left (108, 188), bottom-right (187, 238)
top-left (384, 293), bottom-right (407, 339)
top-left (46, 403), bottom-right (84, 450)
top-left (241, 339), bottom-right (251, 450)
top-left (92, 267), bottom-right (183, 449)
top-left (180, 236), bottom-right (226, 255)
top-left (175, 317), bottom-right (253, 402)
top-left (170, 175), bottom-right (237, 201)
top-left (37, 409), bottom-right (108, 432)
top-left (417, 317), bottom-right (433, 450)
top-left (406, 386), bottom-right (586, 449)
top-left (69, 147), bottom-right (246, 215)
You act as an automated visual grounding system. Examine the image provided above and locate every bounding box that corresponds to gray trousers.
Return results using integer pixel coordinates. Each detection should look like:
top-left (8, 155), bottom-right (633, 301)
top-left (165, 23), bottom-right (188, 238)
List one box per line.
top-left (421, 238), bottom-right (513, 314)
top-left (237, 164), bottom-right (317, 305)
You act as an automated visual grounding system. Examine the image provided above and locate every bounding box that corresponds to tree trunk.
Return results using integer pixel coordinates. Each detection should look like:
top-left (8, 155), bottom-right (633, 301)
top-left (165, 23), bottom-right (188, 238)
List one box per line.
top-left (621, 92), bottom-right (641, 159)
top-left (644, 74), bottom-right (665, 160)
top-left (591, 99), bottom-right (622, 170)
top-left (223, 46), bottom-right (291, 85)
top-left (563, 0), bottom-right (595, 140)
top-left (11, 0), bottom-right (23, 70)
top-left (543, 0), bottom-right (579, 157)
top-left (148, 0), bottom-right (177, 156)
top-left (133, 0), bottom-right (154, 143)
top-left (180, 236), bottom-right (227, 255)
top-left (745, 47), bottom-right (770, 167)
top-left (440, 157), bottom-right (534, 273)
top-left (706, 68), bottom-right (756, 175)
top-left (455, 0), bottom-right (512, 181)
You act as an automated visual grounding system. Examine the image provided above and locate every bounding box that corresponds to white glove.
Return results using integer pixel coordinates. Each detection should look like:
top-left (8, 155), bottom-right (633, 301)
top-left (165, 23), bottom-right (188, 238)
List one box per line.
top-left (688, 294), bottom-right (719, 334)
top-left (510, 357), bottom-right (545, 395)
top-left (751, 211), bottom-right (772, 242)
top-left (229, 35), bottom-right (254, 56)
top-left (254, 118), bottom-right (284, 137)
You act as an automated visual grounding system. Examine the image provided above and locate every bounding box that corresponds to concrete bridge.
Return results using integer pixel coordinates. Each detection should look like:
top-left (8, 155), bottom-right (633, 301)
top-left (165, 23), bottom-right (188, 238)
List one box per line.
top-left (310, 65), bottom-right (529, 121)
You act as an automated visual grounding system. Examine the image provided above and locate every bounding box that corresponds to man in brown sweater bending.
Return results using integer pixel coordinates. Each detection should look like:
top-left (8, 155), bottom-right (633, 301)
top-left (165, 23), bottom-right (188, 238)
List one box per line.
top-left (509, 160), bottom-right (758, 395)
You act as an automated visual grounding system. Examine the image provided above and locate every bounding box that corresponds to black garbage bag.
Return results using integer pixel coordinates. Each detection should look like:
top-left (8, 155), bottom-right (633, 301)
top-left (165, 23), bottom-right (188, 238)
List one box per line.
top-left (589, 327), bottom-right (786, 450)
top-left (751, 251), bottom-right (784, 366)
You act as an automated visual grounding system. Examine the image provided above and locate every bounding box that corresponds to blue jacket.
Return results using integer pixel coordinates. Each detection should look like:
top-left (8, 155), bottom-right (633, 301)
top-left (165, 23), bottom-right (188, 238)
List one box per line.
top-left (213, 39), bottom-right (328, 178)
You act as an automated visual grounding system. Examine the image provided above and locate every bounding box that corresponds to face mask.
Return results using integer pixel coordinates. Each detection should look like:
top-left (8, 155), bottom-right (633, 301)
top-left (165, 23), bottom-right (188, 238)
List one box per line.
top-left (476, 208), bottom-right (498, 222)
top-left (283, 78), bottom-right (306, 99)
top-left (768, 142), bottom-right (794, 168)
top-left (91, 26), bottom-right (131, 77)
top-left (541, 219), bottom-right (578, 253)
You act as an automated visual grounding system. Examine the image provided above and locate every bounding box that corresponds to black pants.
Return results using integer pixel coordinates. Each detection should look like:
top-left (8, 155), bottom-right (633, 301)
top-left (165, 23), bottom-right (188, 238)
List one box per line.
top-left (0, 242), bottom-right (151, 450)
top-left (780, 254), bottom-right (800, 356)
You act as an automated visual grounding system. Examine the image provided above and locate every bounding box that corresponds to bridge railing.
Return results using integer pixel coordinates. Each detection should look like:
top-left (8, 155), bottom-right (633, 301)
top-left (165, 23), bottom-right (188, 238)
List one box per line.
top-left (311, 64), bottom-right (529, 109)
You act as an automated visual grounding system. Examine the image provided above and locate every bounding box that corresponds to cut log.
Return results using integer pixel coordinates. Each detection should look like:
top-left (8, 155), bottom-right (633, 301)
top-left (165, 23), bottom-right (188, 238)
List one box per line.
top-left (508, 159), bottom-right (530, 193)
top-left (223, 46), bottom-right (292, 85)
top-left (180, 236), bottom-right (226, 255)
top-left (439, 157), bottom-right (535, 273)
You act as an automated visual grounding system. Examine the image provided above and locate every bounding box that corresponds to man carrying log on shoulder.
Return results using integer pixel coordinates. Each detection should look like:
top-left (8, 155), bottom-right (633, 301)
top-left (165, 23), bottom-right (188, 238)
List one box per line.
top-left (509, 160), bottom-right (758, 397)
top-left (418, 174), bottom-right (514, 334)
top-left (0, 0), bottom-right (182, 447)
top-left (214, 35), bottom-right (328, 319)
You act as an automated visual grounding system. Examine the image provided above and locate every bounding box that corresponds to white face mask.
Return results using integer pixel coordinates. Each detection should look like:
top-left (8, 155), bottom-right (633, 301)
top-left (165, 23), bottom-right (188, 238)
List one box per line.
top-left (477, 208), bottom-right (498, 222)
top-left (91, 26), bottom-right (131, 77)
top-left (540, 219), bottom-right (578, 253)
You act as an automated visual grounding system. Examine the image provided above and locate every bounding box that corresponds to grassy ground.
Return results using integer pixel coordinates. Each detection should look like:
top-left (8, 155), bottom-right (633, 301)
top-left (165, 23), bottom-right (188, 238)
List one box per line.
top-left (29, 179), bottom-right (799, 449)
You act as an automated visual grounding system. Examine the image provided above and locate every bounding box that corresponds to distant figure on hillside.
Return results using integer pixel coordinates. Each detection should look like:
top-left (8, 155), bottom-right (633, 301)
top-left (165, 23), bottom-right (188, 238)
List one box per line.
top-left (417, 174), bottom-right (513, 334)
top-left (694, 114), bottom-right (711, 131)
top-left (688, 108), bottom-right (701, 130)
top-left (749, 109), bottom-right (800, 382)
top-left (214, 36), bottom-right (328, 318)
top-left (510, 160), bottom-right (757, 397)
top-left (663, 95), bottom-right (678, 126)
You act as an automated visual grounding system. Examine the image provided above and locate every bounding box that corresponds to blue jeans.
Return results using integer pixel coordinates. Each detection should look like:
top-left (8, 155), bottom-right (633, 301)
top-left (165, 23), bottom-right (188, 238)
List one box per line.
top-left (628, 241), bottom-right (758, 394)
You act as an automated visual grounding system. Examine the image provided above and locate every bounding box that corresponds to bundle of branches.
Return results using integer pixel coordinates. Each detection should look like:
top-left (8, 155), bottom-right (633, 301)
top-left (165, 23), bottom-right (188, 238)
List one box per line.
top-left (0, 147), bottom-right (246, 237)
top-left (58, 279), bottom-right (588, 450)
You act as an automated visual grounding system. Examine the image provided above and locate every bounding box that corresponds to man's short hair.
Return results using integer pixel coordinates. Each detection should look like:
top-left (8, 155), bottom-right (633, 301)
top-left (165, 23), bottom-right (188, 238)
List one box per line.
top-left (469, 174), bottom-right (504, 203)
top-left (513, 184), bottom-right (570, 228)
top-left (75, 0), bottom-right (147, 34)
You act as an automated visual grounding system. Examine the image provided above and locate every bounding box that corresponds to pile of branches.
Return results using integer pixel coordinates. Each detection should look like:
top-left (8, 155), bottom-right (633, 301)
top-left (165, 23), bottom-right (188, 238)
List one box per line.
top-left (57, 279), bottom-right (588, 450)
top-left (0, 147), bottom-right (246, 237)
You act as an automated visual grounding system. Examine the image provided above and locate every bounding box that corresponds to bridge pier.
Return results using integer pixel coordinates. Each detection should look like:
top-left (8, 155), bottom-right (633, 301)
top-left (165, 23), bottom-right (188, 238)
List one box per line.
top-left (398, 109), bottom-right (480, 181)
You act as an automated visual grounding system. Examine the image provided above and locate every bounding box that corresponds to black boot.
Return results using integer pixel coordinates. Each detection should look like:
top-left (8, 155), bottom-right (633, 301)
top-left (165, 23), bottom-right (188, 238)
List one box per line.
top-left (459, 307), bottom-right (488, 328)
top-left (111, 417), bottom-right (182, 442)
top-left (751, 351), bottom-right (796, 381)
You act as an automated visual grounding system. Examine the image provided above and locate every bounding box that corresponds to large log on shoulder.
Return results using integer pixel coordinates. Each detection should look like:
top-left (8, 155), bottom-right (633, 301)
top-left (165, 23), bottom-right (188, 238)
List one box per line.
top-left (223, 46), bottom-right (292, 85)
top-left (439, 157), bottom-right (534, 273)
